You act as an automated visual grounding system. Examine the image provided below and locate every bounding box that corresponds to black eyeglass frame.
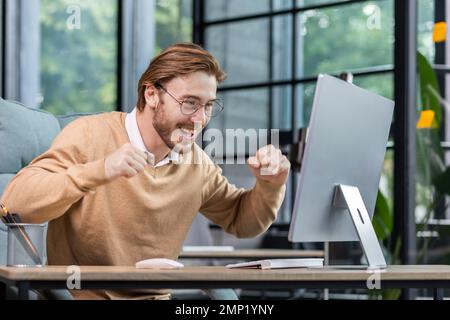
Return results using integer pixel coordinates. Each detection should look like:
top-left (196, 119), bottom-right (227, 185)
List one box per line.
top-left (154, 83), bottom-right (224, 117)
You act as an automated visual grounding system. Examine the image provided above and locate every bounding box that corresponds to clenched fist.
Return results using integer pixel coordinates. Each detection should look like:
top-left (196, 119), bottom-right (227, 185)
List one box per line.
top-left (247, 145), bottom-right (291, 185)
top-left (105, 143), bottom-right (148, 181)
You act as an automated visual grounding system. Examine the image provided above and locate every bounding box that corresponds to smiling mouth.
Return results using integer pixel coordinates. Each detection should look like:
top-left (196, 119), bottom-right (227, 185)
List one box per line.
top-left (179, 127), bottom-right (195, 140)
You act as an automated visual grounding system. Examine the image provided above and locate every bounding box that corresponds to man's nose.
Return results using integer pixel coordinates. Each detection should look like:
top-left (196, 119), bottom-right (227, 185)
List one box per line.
top-left (190, 107), bottom-right (208, 126)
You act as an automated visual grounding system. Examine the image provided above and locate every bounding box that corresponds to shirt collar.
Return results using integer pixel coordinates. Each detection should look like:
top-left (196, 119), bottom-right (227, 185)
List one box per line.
top-left (125, 108), bottom-right (179, 167)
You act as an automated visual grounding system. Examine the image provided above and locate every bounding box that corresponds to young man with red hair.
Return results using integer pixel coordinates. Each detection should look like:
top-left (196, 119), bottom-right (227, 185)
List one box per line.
top-left (1, 43), bottom-right (290, 299)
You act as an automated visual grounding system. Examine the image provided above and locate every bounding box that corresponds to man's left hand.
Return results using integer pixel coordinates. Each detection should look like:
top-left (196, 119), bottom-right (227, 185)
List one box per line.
top-left (248, 145), bottom-right (291, 185)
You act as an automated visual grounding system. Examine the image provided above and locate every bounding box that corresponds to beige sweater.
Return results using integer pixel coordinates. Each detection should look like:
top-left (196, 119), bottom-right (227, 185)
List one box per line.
top-left (1, 112), bottom-right (286, 299)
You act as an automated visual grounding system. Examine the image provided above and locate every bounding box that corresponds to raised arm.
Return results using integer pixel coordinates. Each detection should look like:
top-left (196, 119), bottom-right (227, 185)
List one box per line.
top-left (200, 145), bottom-right (289, 238)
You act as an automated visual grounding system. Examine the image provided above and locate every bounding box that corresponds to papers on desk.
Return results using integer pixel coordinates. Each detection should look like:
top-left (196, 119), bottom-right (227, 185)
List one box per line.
top-left (182, 246), bottom-right (235, 252)
top-left (226, 258), bottom-right (324, 270)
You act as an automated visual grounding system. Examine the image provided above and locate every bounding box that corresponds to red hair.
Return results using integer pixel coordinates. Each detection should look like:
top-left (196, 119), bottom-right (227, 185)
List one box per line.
top-left (136, 43), bottom-right (226, 111)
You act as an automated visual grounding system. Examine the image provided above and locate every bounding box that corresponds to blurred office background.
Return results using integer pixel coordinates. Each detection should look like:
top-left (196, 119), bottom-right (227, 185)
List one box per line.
top-left (1, 0), bottom-right (450, 298)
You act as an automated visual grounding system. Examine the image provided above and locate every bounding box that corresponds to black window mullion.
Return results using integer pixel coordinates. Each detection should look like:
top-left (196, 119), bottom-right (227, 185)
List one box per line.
top-left (433, 0), bottom-right (447, 223)
top-left (393, 0), bottom-right (417, 271)
top-left (193, 0), bottom-right (206, 150)
top-left (117, 0), bottom-right (123, 112)
top-left (291, 1), bottom-right (297, 136)
top-left (291, 0), bottom-right (298, 233)
top-left (193, 0), bottom-right (205, 46)
top-left (435, 0), bottom-right (446, 141)
top-left (203, 0), bottom-right (369, 27)
top-left (216, 66), bottom-right (394, 92)
top-left (269, 0), bottom-right (274, 131)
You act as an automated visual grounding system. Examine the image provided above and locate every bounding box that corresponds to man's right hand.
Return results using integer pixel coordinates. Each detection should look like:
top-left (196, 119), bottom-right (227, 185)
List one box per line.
top-left (104, 143), bottom-right (148, 181)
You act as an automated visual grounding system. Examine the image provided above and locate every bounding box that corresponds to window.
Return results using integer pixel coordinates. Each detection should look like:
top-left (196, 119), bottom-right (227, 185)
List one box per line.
top-left (418, 0), bottom-right (435, 62)
top-left (198, 0), bottom-right (395, 226)
top-left (205, 0), bottom-right (272, 21)
top-left (39, 0), bottom-right (193, 116)
top-left (206, 19), bottom-right (270, 86)
top-left (155, 0), bottom-right (193, 53)
top-left (297, 1), bottom-right (394, 78)
top-left (40, 0), bottom-right (119, 115)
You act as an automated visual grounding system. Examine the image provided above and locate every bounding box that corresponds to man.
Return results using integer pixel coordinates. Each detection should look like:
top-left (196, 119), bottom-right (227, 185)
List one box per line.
top-left (1, 43), bottom-right (290, 299)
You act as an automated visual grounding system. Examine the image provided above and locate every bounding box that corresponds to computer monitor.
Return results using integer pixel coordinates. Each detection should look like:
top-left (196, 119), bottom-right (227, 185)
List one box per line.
top-left (288, 74), bottom-right (394, 268)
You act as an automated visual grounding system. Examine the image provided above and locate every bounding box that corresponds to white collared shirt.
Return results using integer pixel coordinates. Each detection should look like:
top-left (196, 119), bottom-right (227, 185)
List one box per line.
top-left (125, 108), bottom-right (179, 167)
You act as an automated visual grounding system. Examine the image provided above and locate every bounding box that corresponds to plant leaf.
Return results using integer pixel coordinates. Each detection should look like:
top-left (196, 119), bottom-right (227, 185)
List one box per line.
top-left (373, 190), bottom-right (392, 241)
top-left (433, 167), bottom-right (450, 195)
top-left (416, 130), bottom-right (445, 186)
top-left (417, 51), bottom-right (442, 127)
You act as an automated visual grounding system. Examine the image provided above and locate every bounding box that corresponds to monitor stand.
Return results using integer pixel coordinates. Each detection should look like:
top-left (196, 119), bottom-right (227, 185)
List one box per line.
top-left (331, 184), bottom-right (387, 269)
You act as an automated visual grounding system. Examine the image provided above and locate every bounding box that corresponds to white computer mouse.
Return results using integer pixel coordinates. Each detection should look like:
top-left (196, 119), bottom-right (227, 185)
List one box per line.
top-left (135, 258), bottom-right (184, 269)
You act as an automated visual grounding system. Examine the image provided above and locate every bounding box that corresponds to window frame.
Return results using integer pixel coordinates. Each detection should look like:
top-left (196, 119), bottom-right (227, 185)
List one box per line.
top-left (119, 0), bottom-right (156, 112)
top-left (0, 0), bottom-right (157, 113)
top-left (194, 0), bottom-right (395, 152)
top-left (193, 0), bottom-right (423, 269)
top-left (194, 0), bottom-right (396, 225)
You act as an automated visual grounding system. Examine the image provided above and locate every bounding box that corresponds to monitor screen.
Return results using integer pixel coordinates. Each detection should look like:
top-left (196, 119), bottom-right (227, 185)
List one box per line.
top-left (288, 74), bottom-right (394, 243)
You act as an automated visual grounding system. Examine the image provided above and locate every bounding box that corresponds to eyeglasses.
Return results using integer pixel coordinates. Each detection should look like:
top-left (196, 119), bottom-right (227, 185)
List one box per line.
top-left (155, 84), bottom-right (224, 117)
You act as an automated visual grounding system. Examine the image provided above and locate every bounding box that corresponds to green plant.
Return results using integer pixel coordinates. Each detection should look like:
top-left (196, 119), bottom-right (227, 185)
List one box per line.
top-left (373, 191), bottom-right (393, 243)
top-left (416, 51), bottom-right (449, 265)
top-left (368, 50), bottom-right (450, 299)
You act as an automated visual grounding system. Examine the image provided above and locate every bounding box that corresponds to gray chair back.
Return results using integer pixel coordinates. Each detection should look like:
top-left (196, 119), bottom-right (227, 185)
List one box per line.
top-left (0, 98), bottom-right (88, 265)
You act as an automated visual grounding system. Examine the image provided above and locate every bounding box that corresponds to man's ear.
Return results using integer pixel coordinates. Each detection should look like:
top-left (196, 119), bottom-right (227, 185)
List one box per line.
top-left (144, 85), bottom-right (159, 109)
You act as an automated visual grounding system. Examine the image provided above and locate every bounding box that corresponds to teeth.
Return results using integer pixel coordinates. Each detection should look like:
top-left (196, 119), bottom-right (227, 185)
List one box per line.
top-left (180, 128), bottom-right (194, 137)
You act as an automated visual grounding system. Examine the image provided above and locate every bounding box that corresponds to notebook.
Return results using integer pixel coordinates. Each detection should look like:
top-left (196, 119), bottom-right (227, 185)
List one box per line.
top-left (226, 258), bottom-right (324, 270)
